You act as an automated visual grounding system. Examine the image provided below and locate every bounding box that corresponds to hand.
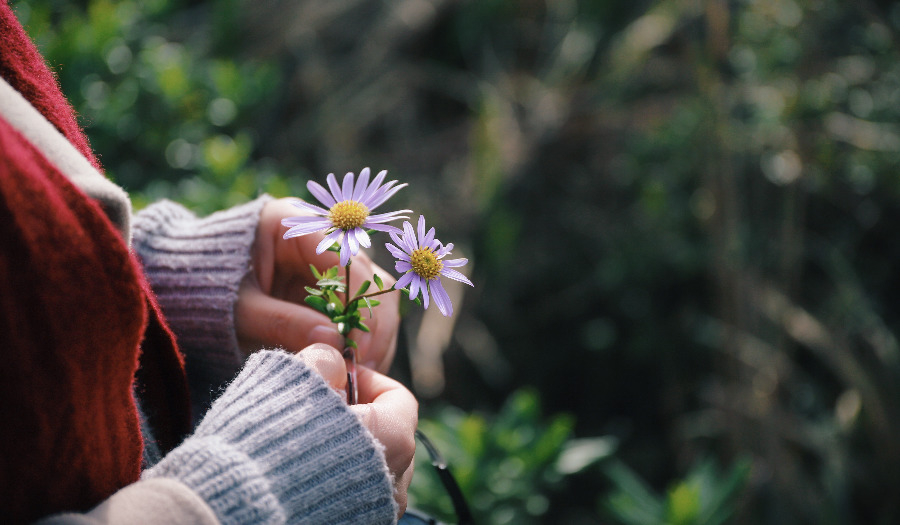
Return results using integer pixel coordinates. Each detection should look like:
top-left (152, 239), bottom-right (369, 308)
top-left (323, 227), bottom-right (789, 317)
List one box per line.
top-left (235, 198), bottom-right (400, 372)
top-left (297, 344), bottom-right (418, 517)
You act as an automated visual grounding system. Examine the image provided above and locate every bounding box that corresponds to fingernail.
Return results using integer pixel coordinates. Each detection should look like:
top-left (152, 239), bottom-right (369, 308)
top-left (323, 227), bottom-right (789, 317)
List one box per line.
top-left (307, 325), bottom-right (344, 349)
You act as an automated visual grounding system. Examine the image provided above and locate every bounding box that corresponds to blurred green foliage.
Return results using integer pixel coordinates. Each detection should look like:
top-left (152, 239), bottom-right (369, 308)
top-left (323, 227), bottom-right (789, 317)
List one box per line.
top-left (411, 389), bottom-right (615, 525)
top-left (13, 0), bottom-right (301, 214)
top-left (604, 457), bottom-right (751, 525)
top-left (17, 0), bottom-right (900, 522)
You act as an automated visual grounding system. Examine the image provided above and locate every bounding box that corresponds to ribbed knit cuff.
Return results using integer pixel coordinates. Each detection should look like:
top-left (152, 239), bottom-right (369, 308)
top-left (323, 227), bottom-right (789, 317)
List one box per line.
top-left (144, 436), bottom-right (285, 525)
top-left (132, 195), bottom-right (273, 385)
top-left (193, 350), bottom-right (398, 525)
top-left (145, 350), bottom-right (398, 524)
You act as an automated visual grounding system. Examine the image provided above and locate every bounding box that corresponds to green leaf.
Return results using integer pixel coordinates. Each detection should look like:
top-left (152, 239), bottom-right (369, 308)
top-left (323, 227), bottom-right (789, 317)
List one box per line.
top-left (363, 297), bottom-right (377, 316)
top-left (345, 338), bottom-right (357, 349)
top-left (666, 481), bottom-right (701, 525)
top-left (324, 266), bottom-right (340, 279)
top-left (317, 278), bottom-right (346, 291)
top-left (355, 280), bottom-right (371, 297)
top-left (324, 290), bottom-right (344, 312)
top-left (698, 457), bottom-right (752, 525)
top-left (345, 299), bottom-right (359, 315)
top-left (309, 264), bottom-right (323, 280)
top-left (304, 286), bottom-right (324, 296)
top-left (373, 274), bottom-right (384, 290)
top-left (324, 295), bottom-right (344, 315)
top-left (604, 460), bottom-right (664, 521)
top-left (304, 295), bottom-right (329, 314)
top-left (354, 320), bottom-right (371, 332)
top-left (556, 437), bottom-right (618, 475)
top-left (532, 413), bottom-right (575, 464)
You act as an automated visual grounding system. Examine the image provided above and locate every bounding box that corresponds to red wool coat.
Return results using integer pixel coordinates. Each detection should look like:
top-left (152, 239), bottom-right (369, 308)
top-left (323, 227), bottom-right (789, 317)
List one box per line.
top-left (0, 2), bottom-right (190, 522)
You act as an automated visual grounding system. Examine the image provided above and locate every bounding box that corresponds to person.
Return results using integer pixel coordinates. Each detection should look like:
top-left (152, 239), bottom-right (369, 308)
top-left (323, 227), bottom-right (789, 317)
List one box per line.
top-left (0, 2), bottom-right (417, 523)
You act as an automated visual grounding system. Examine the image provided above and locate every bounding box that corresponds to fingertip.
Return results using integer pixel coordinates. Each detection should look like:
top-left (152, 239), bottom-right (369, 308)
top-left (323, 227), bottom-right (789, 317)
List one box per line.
top-left (295, 343), bottom-right (348, 392)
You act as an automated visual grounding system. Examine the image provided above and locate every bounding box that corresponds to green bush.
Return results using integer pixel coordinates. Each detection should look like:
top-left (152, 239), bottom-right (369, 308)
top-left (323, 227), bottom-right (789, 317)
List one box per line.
top-left (410, 389), bottom-right (616, 525)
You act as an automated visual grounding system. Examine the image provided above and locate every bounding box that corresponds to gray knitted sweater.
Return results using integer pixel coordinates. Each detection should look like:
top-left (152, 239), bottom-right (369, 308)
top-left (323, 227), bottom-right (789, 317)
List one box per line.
top-left (132, 198), bottom-right (399, 525)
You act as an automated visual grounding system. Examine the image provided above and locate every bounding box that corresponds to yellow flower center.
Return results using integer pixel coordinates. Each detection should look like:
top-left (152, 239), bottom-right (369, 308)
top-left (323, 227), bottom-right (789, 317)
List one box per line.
top-left (329, 200), bottom-right (369, 230)
top-left (410, 247), bottom-right (443, 280)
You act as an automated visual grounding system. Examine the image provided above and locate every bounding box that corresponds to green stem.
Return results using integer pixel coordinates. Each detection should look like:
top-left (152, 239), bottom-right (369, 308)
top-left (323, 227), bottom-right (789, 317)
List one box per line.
top-left (343, 261), bottom-right (352, 337)
top-left (342, 260), bottom-right (357, 405)
top-left (346, 287), bottom-right (399, 310)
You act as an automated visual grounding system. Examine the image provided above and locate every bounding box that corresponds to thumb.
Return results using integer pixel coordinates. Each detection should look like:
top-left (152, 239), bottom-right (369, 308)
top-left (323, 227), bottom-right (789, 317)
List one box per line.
top-left (294, 344), bottom-right (348, 393)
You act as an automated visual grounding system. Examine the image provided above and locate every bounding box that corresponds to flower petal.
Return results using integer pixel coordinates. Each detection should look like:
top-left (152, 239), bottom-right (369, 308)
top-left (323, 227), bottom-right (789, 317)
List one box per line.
top-left (307, 181), bottom-right (336, 208)
top-left (316, 229), bottom-right (343, 253)
top-left (362, 178), bottom-right (395, 207)
top-left (290, 199), bottom-right (329, 216)
top-left (281, 216), bottom-right (330, 227)
top-left (417, 216), bottom-right (427, 246)
top-left (353, 167), bottom-right (370, 201)
top-left (283, 221), bottom-right (331, 239)
top-left (420, 279), bottom-right (430, 310)
top-left (440, 267), bottom-right (473, 287)
top-left (361, 169), bottom-right (388, 203)
top-left (443, 257), bottom-right (468, 267)
top-left (365, 179), bottom-right (403, 208)
top-left (389, 231), bottom-right (407, 251)
top-left (423, 227), bottom-right (436, 247)
top-left (326, 172), bottom-right (343, 202)
top-left (346, 228), bottom-right (360, 254)
top-left (342, 172), bottom-right (355, 202)
top-left (354, 227), bottom-right (371, 249)
top-left (339, 236), bottom-right (352, 266)
top-left (366, 210), bottom-right (412, 223)
top-left (367, 182), bottom-right (408, 210)
top-left (430, 279), bottom-right (452, 317)
top-left (385, 242), bottom-right (410, 261)
top-left (436, 242), bottom-right (454, 257)
top-left (408, 275), bottom-right (420, 300)
top-left (395, 271), bottom-right (415, 290)
top-left (403, 221), bottom-right (418, 251)
top-left (366, 223), bottom-right (403, 235)
top-left (395, 260), bottom-right (412, 273)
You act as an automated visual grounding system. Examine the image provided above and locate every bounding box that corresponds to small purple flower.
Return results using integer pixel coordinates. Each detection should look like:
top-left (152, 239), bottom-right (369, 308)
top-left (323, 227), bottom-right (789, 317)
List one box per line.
top-left (386, 215), bottom-right (473, 317)
top-left (282, 168), bottom-right (411, 265)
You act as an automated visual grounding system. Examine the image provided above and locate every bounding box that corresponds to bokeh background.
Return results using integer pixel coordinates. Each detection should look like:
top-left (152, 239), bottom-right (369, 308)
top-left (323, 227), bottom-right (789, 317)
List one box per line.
top-left (14, 0), bottom-right (900, 522)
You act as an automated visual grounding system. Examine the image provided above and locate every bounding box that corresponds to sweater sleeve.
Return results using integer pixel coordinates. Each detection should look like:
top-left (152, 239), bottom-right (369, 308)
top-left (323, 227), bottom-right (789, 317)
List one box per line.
top-left (143, 350), bottom-right (398, 525)
top-left (33, 478), bottom-right (220, 525)
top-left (131, 195), bottom-right (274, 407)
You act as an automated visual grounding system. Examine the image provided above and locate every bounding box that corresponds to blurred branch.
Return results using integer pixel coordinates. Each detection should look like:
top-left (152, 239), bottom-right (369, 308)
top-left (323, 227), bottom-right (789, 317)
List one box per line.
top-left (753, 281), bottom-right (900, 462)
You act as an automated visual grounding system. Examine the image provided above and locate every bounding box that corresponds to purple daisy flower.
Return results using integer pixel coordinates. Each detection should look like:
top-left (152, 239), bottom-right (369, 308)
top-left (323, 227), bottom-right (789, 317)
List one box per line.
top-left (282, 168), bottom-right (411, 266)
top-left (385, 215), bottom-right (473, 317)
